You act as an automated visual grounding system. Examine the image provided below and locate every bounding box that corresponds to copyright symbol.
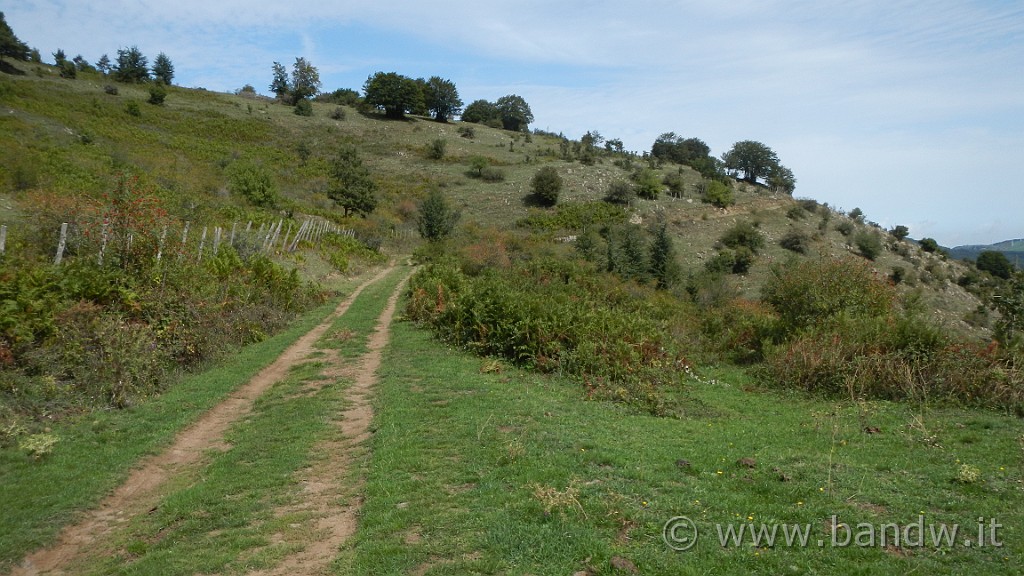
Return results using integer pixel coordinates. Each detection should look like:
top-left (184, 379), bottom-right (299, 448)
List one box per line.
top-left (663, 516), bottom-right (698, 551)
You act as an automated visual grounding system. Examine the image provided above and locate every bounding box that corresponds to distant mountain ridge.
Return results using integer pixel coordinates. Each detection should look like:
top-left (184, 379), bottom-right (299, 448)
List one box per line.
top-left (949, 238), bottom-right (1024, 267)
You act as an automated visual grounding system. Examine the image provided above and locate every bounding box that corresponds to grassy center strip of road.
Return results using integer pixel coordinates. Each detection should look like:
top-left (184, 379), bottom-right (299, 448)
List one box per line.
top-left (61, 264), bottom-right (411, 575)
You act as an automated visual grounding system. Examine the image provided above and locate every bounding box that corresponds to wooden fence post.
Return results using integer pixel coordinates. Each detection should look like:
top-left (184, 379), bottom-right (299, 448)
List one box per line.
top-left (269, 219), bottom-right (283, 251)
top-left (156, 226), bottom-right (168, 262)
top-left (97, 220), bottom-right (109, 266)
top-left (178, 221), bottom-right (190, 261)
top-left (0, 224), bottom-right (7, 256)
top-left (280, 224), bottom-right (292, 251)
top-left (54, 223), bottom-right (68, 265)
top-left (255, 223), bottom-right (266, 248)
top-left (289, 220), bottom-right (309, 252)
top-left (198, 226), bottom-right (207, 262)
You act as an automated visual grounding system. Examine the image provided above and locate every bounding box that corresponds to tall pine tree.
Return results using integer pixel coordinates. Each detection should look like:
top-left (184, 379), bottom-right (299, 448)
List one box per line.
top-left (649, 223), bottom-right (680, 289)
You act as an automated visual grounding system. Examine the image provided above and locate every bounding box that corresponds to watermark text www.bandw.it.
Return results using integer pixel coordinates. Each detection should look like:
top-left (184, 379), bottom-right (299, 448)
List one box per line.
top-left (662, 515), bottom-right (1003, 551)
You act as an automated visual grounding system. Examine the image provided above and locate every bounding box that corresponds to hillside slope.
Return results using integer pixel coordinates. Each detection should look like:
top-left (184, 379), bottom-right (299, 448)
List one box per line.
top-left (0, 60), bottom-right (990, 340)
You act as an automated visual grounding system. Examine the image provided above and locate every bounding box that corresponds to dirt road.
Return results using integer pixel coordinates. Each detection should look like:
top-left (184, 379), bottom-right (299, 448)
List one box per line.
top-left (12, 265), bottom-right (408, 575)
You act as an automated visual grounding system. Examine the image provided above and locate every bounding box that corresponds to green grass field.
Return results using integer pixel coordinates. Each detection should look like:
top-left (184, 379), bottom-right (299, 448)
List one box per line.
top-left (344, 319), bottom-right (1022, 575)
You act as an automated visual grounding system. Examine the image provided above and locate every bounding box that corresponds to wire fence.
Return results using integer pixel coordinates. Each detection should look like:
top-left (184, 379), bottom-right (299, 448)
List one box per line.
top-left (0, 217), bottom-right (358, 265)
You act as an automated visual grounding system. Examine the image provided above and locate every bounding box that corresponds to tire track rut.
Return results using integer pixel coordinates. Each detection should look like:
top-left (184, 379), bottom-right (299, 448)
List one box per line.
top-left (11, 265), bottom-right (398, 576)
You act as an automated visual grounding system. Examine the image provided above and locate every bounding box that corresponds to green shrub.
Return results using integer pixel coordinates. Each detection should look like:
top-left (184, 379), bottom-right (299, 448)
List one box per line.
top-left (26, 303), bottom-right (167, 408)
top-left (531, 166), bottom-right (562, 206)
top-left (632, 168), bottom-right (661, 200)
top-left (786, 205), bottom-right (807, 220)
top-left (605, 224), bottom-right (649, 282)
top-left (516, 201), bottom-right (626, 232)
top-left (835, 220), bottom-right (854, 236)
top-left (0, 223), bottom-right (324, 420)
top-left (890, 266), bottom-right (906, 285)
top-left (58, 60), bottom-right (76, 79)
top-left (854, 230), bottom-right (883, 260)
top-left (228, 162), bottom-right (278, 208)
top-left (406, 259), bottom-right (698, 415)
top-left (125, 100), bottom-right (141, 116)
top-left (761, 257), bottom-right (896, 334)
top-left (293, 99), bottom-right (313, 116)
top-left (427, 138), bottom-right (447, 160)
top-left (481, 166), bottom-right (506, 182)
top-left (701, 180), bottom-right (733, 208)
top-left (705, 247), bottom-right (755, 275)
top-left (604, 180), bottom-right (634, 205)
top-left (705, 251), bottom-right (737, 274)
top-left (976, 250), bottom-right (1013, 279)
top-left (417, 189), bottom-right (460, 241)
top-left (720, 221), bottom-right (765, 253)
top-left (467, 156), bottom-right (489, 178)
top-left (779, 231), bottom-right (810, 254)
top-left (798, 199), bottom-right (820, 213)
top-left (147, 83), bottom-right (167, 105)
top-left (758, 314), bottom-right (1022, 408)
top-left (574, 230), bottom-right (602, 262)
top-left (700, 298), bottom-right (778, 363)
top-left (329, 106), bottom-right (346, 120)
top-left (919, 237), bottom-right (939, 253)
top-left (663, 171), bottom-right (685, 198)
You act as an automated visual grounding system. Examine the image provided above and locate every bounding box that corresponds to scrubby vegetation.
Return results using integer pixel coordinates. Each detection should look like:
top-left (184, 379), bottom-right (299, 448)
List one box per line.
top-left (407, 256), bottom-right (698, 415)
top-left (0, 176), bottom-right (325, 423)
top-left (408, 235), bottom-right (1023, 414)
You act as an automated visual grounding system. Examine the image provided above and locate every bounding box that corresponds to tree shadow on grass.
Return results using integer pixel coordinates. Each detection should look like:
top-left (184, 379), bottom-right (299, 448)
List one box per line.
top-left (0, 61), bottom-right (27, 76)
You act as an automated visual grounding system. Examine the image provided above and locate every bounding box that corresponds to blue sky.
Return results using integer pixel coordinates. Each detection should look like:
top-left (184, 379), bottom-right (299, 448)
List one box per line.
top-left (7, 1), bottom-right (1024, 246)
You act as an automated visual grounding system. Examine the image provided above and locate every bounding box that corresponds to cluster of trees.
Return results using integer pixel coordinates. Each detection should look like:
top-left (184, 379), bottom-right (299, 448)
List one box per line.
top-left (722, 140), bottom-right (795, 194)
top-left (274, 64), bottom-right (466, 124)
top-left (279, 63), bottom-right (533, 130)
top-left (1, 15), bottom-right (173, 86)
top-left (574, 222), bottom-right (679, 289)
top-left (651, 134), bottom-right (796, 195)
top-left (360, 72), bottom-right (462, 122)
top-left (554, 130), bottom-right (629, 166)
top-left (103, 47), bottom-right (174, 84)
top-left (270, 57), bottom-right (320, 106)
top-left (461, 95), bottom-right (534, 132)
top-left (57, 45), bottom-right (173, 84)
top-left (650, 133), bottom-right (722, 181)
